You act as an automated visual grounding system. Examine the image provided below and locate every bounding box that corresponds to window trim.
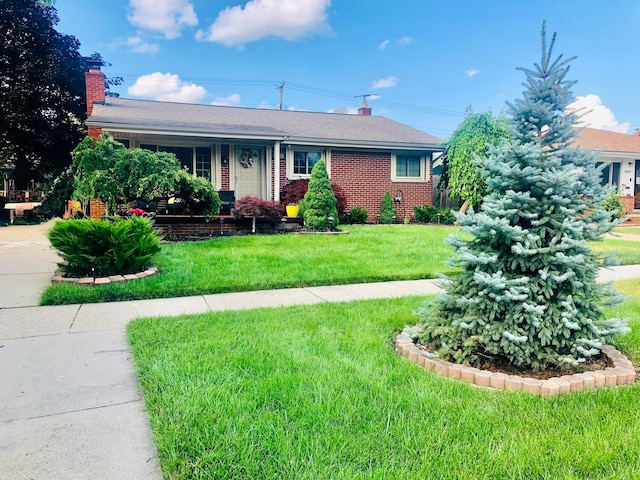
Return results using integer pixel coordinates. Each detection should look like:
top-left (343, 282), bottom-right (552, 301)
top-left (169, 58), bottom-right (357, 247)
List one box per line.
top-left (391, 152), bottom-right (430, 183)
top-left (286, 147), bottom-right (330, 179)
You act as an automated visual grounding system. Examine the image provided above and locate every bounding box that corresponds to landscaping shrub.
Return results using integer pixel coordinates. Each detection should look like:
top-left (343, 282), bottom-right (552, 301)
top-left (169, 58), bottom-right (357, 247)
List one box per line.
top-left (281, 179), bottom-right (347, 216)
top-left (604, 190), bottom-right (625, 219)
top-left (347, 207), bottom-right (368, 224)
top-left (413, 204), bottom-right (439, 223)
top-left (439, 208), bottom-right (456, 225)
top-left (378, 192), bottom-right (396, 224)
top-left (48, 217), bottom-right (161, 277)
top-left (234, 196), bottom-right (284, 223)
top-left (302, 161), bottom-right (339, 230)
top-left (71, 135), bottom-right (221, 217)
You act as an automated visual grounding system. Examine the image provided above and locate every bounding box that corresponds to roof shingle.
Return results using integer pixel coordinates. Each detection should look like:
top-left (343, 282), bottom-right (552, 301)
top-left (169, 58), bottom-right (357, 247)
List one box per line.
top-left (572, 127), bottom-right (640, 154)
top-left (87, 97), bottom-right (442, 148)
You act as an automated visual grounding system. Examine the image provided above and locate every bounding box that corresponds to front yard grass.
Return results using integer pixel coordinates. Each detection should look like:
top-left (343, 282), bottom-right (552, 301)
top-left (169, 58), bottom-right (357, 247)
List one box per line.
top-left (127, 278), bottom-right (640, 480)
top-left (41, 224), bottom-right (640, 305)
top-left (41, 225), bottom-right (460, 305)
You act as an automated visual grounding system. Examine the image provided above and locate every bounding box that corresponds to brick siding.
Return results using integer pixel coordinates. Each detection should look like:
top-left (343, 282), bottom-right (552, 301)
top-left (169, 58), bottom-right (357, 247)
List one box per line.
top-left (329, 150), bottom-right (433, 221)
top-left (619, 195), bottom-right (635, 215)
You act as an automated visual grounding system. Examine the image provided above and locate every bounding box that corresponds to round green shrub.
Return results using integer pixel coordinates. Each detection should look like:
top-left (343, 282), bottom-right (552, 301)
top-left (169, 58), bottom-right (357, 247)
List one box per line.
top-left (348, 207), bottom-right (368, 224)
top-left (48, 217), bottom-right (161, 277)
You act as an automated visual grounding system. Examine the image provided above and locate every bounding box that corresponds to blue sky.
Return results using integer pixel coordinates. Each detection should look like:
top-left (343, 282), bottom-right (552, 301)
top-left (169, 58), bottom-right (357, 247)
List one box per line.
top-left (55, 0), bottom-right (640, 140)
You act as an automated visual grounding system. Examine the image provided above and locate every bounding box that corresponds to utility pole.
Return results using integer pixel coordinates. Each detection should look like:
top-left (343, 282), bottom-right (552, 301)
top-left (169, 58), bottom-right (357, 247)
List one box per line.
top-left (276, 82), bottom-right (285, 110)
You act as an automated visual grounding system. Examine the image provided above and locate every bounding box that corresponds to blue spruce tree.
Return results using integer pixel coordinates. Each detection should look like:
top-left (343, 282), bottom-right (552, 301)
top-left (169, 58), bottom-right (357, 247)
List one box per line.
top-left (418, 23), bottom-right (629, 372)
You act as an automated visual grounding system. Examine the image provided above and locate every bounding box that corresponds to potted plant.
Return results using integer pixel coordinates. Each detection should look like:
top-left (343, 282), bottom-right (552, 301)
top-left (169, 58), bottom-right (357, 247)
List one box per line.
top-left (285, 202), bottom-right (300, 218)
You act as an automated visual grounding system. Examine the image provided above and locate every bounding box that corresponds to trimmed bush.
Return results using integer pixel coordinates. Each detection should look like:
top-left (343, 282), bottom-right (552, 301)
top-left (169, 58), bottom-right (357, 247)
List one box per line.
top-left (378, 192), bottom-right (396, 224)
top-left (234, 196), bottom-right (284, 223)
top-left (48, 217), bottom-right (161, 277)
top-left (280, 179), bottom-right (347, 216)
top-left (347, 207), bottom-right (368, 224)
top-left (302, 161), bottom-right (339, 230)
top-left (414, 204), bottom-right (457, 225)
top-left (604, 191), bottom-right (625, 219)
top-left (413, 204), bottom-right (439, 223)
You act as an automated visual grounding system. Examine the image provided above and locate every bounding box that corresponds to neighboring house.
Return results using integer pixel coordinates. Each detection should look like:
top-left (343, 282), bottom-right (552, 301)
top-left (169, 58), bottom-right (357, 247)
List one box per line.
top-left (572, 127), bottom-right (640, 214)
top-left (85, 68), bottom-right (442, 221)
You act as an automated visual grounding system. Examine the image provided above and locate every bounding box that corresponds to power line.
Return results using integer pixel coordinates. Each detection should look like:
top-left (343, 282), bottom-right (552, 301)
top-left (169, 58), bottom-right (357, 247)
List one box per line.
top-left (108, 73), bottom-right (465, 119)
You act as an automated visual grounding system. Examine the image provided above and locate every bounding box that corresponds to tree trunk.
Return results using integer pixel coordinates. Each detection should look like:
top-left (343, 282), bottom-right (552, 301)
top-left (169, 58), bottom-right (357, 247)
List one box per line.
top-left (459, 199), bottom-right (470, 214)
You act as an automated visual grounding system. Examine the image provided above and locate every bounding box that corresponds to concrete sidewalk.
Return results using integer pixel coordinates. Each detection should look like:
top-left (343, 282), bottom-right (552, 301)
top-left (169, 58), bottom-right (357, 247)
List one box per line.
top-left (0, 221), bottom-right (638, 479)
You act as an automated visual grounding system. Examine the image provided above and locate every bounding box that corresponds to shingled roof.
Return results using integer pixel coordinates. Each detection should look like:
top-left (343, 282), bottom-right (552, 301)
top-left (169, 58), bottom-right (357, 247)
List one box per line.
top-left (87, 97), bottom-right (442, 149)
top-left (572, 127), bottom-right (640, 154)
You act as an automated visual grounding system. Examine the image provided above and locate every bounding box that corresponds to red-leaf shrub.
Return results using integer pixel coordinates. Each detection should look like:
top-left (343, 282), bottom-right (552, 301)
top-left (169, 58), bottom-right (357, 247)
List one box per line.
top-left (234, 196), bottom-right (284, 223)
top-left (280, 179), bottom-right (347, 216)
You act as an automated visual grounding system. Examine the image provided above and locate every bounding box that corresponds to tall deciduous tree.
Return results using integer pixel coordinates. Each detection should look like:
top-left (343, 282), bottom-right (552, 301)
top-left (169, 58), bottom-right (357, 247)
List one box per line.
top-left (1, 0), bottom-right (85, 185)
top-left (439, 110), bottom-right (509, 213)
top-left (418, 23), bottom-right (628, 372)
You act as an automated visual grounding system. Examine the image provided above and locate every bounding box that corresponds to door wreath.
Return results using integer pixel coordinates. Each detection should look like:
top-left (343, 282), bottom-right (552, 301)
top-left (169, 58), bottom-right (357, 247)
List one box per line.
top-left (239, 149), bottom-right (258, 168)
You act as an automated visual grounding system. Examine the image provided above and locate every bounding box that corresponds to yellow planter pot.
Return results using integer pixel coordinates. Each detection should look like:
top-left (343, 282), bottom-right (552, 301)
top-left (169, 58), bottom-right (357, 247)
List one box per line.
top-left (286, 205), bottom-right (300, 217)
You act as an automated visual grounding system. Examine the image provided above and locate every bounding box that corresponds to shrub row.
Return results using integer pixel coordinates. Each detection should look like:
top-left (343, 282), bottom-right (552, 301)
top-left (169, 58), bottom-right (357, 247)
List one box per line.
top-left (413, 204), bottom-right (456, 225)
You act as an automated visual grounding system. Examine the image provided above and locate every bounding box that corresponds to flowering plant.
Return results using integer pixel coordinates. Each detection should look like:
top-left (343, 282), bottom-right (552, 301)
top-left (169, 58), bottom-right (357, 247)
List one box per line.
top-left (129, 208), bottom-right (146, 216)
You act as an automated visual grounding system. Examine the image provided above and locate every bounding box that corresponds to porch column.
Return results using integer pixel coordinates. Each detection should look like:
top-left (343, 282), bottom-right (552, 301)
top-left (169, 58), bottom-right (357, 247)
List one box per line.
top-left (274, 141), bottom-right (281, 201)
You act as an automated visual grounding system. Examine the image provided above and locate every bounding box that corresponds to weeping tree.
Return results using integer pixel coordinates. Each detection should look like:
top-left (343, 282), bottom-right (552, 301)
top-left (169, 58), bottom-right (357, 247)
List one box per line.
top-left (418, 22), bottom-right (628, 372)
top-left (439, 110), bottom-right (510, 213)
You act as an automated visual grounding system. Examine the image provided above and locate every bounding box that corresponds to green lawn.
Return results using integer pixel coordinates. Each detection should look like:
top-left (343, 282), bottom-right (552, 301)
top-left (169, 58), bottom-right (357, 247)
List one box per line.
top-left (615, 226), bottom-right (640, 235)
top-left (41, 225), bottom-right (640, 305)
top-left (41, 225), bottom-right (461, 305)
top-left (128, 279), bottom-right (640, 479)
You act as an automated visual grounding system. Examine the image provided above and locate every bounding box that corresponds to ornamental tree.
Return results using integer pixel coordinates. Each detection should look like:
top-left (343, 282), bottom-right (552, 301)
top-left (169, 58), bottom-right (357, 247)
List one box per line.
top-left (439, 110), bottom-right (510, 213)
top-left (418, 23), bottom-right (628, 372)
top-left (302, 160), bottom-right (338, 230)
top-left (72, 135), bottom-right (221, 217)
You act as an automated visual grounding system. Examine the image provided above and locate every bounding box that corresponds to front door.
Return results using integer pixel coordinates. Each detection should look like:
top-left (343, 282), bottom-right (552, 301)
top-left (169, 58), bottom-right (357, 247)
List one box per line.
top-left (235, 146), bottom-right (263, 198)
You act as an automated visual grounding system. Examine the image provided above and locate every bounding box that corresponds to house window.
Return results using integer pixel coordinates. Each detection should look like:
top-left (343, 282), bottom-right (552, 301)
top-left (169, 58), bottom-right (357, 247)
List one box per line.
top-left (597, 161), bottom-right (620, 188)
top-left (396, 155), bottom-right (421, 177)
top-left (293, 151), bottom-right (321, 175)
top-left (196, 147), bottom-right (211, 181)
top-left (391, 152), bottom-right (430, 182)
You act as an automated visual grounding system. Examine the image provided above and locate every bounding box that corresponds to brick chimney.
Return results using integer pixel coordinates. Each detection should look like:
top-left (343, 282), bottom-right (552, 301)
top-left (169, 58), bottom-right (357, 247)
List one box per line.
top-left (85, 68), bottom-right (105, 118)
top-left (358, 101), bottom-right (372, 116)
top-left (634, 128), bottom-right (640, 136)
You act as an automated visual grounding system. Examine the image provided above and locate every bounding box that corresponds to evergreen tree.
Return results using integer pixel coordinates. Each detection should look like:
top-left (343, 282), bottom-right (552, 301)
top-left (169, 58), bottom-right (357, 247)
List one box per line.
top-left (379, 192), bottom-right (396, 224)
top-left (418, 23), bottom-right (628, 372)
top-left (302, 160), bottom-right (338, 230)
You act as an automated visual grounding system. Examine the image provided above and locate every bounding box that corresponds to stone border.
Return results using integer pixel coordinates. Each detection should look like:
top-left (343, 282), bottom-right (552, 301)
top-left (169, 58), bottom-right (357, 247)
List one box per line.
top-left (395, 327), bottom-right (637, 396)
top-left (51, 266), bottom-right (158, 286)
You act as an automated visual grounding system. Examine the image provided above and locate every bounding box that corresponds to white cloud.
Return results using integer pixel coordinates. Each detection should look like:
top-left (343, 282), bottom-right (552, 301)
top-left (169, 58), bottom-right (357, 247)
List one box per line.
top-left (211, 93), bottom-right (241, 106)
top-left (379, 37), bottom-right (412, 50)
top-left (196, 0), bottom-right (331, 46)
top-left (127, 36), bottom-right (160, 53)
top-left (465, 69), bottom-right (480, 78)
top-left (566, 94), bottom-right (630, 133)
top-left (328, 107), bottom-right (359, 114)
top-left (128, 72), bottom-right (207, 103)
top-left (371, 76), bottom-right (398, 89)
top-left (128, 0), bottom-right (197, 39)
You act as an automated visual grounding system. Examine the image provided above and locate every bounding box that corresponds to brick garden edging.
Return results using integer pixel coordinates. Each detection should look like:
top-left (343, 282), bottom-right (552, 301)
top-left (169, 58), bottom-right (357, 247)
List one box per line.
top-left (51, 266), bottom-right (158, 286)
top-left (395, 326), bottom-right (637, 396)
